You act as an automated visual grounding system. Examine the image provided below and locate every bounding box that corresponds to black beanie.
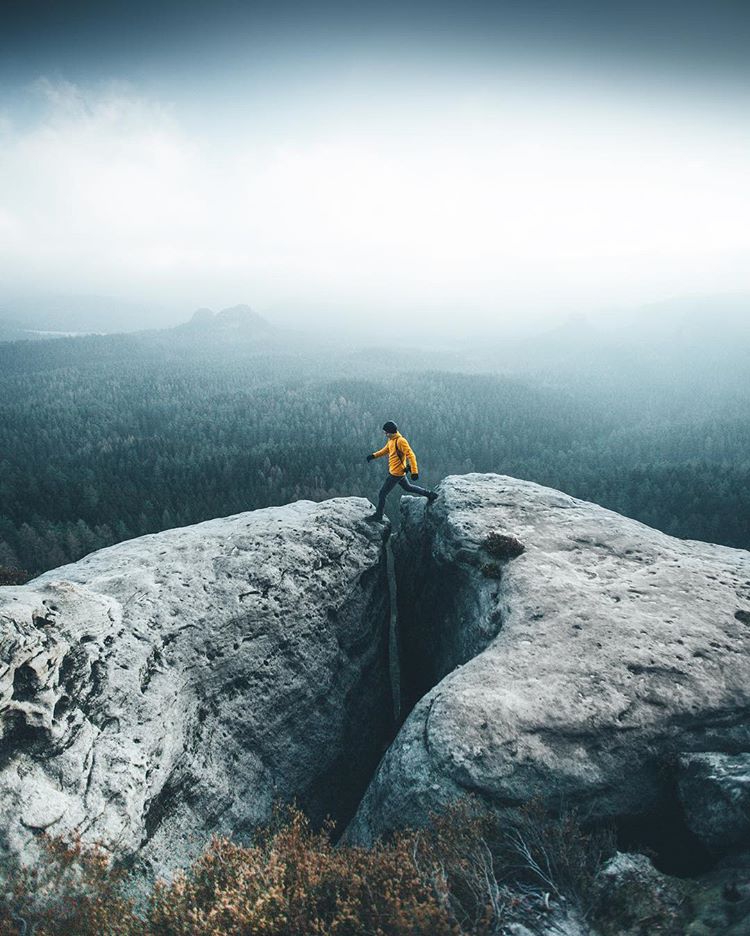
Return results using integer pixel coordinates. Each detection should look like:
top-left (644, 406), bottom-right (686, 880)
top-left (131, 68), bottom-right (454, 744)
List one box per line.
top-left (382, 421), bottom-right (398, 433)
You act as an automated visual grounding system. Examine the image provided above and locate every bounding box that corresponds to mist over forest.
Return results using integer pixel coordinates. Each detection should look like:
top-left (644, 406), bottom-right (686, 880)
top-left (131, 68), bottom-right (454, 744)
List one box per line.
top-left (2, 297), bottom-right (749, 579)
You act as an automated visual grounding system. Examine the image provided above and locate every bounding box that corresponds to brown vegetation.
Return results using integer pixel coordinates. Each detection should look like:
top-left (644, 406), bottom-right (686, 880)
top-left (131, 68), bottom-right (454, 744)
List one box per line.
top-left (0, 567), bottom-right (31, 586)
top-left (482, 533), bottom-right (525, 561)
top-left (0, 800), bottom-right (615, 936)
top-left (0, 835), bottom-right (139, 936)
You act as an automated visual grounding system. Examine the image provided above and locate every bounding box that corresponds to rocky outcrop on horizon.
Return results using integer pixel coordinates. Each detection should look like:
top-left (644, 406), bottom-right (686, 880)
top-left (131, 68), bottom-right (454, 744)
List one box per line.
top-left (0, 497), bottom-right (391, 882)
top-left (181, 304), bottom-right (273, 334)
top-left (349, 474), bottom-right (750, 850)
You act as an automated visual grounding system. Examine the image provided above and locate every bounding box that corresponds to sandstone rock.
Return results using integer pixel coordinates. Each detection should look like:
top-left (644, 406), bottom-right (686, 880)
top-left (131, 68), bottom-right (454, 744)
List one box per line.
top-left (592, 852), bottom-right (688, 935)
top-left (678, 753), bottom-right (750, 849)
top-left (350, 474), bottom-right (750, 844)
top-left (593, 849), bottom-right (750, 935)
top-left (506, 920), bottom-right (592, 936)
top-left (0, 498), bottom-right (391, 881)
top-left (507, 912), bottom-right (595, 936)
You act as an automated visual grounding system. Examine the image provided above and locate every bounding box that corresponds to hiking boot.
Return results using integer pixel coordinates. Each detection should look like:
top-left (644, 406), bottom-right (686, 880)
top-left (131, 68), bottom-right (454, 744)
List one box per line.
top-left (427, 491), bottom-right (439, 503)
top-left (365, 513), bottom-right (385, 523)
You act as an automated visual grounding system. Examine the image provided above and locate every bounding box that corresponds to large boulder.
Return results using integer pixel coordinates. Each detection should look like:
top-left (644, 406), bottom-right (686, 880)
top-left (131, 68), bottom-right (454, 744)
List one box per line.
top-left (0, 498), bottom-right (391, 880)
top-left (349, 474), bottom-right (750, 843)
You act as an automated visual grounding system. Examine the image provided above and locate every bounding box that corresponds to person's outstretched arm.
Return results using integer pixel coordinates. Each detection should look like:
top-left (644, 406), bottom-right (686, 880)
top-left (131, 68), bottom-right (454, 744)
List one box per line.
top-left (368, 443), bottom-right (389, 461)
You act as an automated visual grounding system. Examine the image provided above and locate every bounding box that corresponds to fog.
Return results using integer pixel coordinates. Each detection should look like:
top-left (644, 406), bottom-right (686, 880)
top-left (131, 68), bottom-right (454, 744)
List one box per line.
top-left (1, 1), bottom-right (749, 334)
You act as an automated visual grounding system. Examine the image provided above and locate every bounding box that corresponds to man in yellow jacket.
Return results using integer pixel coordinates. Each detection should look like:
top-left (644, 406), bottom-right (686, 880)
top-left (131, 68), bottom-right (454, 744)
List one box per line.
top-left (366, 421), bottom-right (438, 522)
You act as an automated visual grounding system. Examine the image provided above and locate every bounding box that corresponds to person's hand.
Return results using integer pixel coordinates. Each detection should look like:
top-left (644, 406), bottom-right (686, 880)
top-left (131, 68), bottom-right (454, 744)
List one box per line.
top-left (411, 472), bottom-right (419, 480)
top-left (366, 454), bottom-right (375, 462)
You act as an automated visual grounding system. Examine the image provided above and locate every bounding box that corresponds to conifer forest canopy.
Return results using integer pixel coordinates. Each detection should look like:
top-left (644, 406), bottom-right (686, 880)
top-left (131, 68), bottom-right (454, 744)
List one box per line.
top-left (1, 318), bottom-right (749, 577)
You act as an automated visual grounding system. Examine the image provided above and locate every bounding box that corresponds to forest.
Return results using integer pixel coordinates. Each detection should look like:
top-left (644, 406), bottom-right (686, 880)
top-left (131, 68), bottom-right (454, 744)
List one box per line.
top-left (2, 316), bottom-right (750, 577)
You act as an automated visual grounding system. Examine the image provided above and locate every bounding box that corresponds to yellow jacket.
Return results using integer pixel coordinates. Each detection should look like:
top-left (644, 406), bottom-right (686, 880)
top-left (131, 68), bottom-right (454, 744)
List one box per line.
top-left (372, 432), bottom-right (418, 477)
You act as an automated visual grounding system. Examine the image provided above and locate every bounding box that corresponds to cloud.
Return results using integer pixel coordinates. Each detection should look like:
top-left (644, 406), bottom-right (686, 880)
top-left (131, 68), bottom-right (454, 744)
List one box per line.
top-left (0, 81), bottom-right (206, 289)
top-left (0, 76), bottom-right (749, 323)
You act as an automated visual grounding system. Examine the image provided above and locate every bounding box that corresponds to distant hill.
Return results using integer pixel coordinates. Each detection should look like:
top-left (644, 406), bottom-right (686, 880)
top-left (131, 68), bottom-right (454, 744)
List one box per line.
top-left (178, 304), bottom-right (275, 335)
top-left (0, 300), bottom-right (277, 345)
top-left (478, 294), bottom-right (750, 392)
top-left (622, 294), bottom-right (750, 342)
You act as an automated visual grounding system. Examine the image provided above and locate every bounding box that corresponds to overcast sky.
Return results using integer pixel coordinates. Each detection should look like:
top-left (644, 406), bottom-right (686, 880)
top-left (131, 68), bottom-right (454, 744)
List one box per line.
top-left (1, 1), bottom-right (749, 330)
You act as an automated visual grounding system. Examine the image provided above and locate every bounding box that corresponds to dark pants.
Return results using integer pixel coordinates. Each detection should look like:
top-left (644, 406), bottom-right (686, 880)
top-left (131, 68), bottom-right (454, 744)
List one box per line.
top-left (376, 473), bottom-right (432, 518)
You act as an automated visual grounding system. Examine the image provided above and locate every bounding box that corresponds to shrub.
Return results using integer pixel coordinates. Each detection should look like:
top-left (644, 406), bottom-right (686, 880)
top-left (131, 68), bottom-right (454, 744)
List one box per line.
top-left (418, 798), bottom-right (615, 928)
top-left (148, 805), bottom-right (463, 935)
top-left (498, 801), bottom-right (616, 917)
top-left (146, 801), bottom-right (615, 935)
top-left (482, 533), bottom-right (525, 561)
top-left (0, 834), bottom-right (141, 936)
top-left (0, 800), bottom-right (616, 935)
top-left (0, 568), bottom-right (31, 586)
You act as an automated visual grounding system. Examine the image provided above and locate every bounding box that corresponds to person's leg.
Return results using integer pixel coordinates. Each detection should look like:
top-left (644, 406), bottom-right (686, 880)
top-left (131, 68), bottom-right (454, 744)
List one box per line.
top-left (375, 474), bottom-right (400, 518)
top-left (398, 476), bottom-right (434, 498)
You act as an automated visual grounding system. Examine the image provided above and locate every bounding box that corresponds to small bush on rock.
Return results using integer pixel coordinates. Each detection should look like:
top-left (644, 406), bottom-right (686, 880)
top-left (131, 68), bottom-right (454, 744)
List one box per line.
top-left (0, 567), bottom-right (31, 586)
top-left (482, 533), bottom-right (525, 561)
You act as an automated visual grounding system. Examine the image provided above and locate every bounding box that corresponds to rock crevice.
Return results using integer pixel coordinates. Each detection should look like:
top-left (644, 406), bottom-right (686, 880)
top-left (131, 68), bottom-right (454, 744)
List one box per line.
top-left (350, 473), bottom-right (750, 851)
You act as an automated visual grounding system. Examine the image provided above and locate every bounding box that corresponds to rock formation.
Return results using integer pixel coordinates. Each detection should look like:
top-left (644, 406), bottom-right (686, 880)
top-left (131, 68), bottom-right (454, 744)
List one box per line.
top-left (0, 498), bottom-right (391, 881)
top-left (349, 473), bottom-right (750, 845)
top-left (4, 469), bottom-right (750, 923)
top-left (678, 752), bottom-right (750, 850)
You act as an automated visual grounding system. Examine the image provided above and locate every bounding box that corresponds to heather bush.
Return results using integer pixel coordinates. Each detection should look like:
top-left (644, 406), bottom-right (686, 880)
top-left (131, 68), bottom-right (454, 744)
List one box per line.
top-left (415, 798), bottom-right (615, 927)
top-left (0, 567), bottom-right (30, 586)
top-left (0, 834), bottom-right (141, 936)
top-left (147, 801), bottom-right (614, 934)
top-left (0, 800), bottom-right (615, 935)
top-left (148, 805), bottom-right (462, 935)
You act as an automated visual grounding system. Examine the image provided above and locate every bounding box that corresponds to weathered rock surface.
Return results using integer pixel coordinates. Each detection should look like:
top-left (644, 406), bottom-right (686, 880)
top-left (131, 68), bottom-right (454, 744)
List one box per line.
top-left (349, 474), bottom-right (750, 843)
top-left (0, 498), bottom-right (391, 880)
top-left (592, 852), bottom-right (688, 935)
top-left (678, 753), bottom-right (750, 849)
top-left (506, 915), bottom-right (592, 936)
top-left (594, 850), bottom-right (750, 935)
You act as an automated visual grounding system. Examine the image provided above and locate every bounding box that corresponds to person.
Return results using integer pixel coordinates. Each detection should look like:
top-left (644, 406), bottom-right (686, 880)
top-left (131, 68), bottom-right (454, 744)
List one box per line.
top-left (365, 421), bottom-right (438, 522)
